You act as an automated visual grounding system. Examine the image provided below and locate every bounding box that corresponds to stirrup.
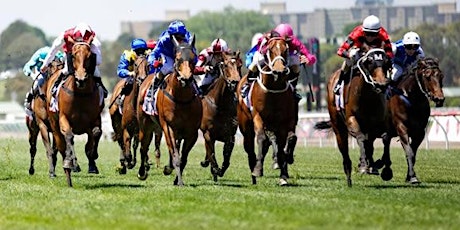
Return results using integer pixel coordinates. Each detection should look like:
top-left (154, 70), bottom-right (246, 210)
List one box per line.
top-left (333, 84), bottom-right (341, 95)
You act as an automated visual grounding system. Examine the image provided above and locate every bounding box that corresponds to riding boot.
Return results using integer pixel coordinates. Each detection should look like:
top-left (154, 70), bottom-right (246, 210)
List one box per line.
top-left (94, 77), bottom-right (108, 98)
top-left (192, 80), bottom-right (203, 97)
top-left (241, 70), bottom-right (257, 97)
top-left (24, 91), bottom-right (34, 111)
top-left (150, 72), bottom-right (164, 95)
top-left (52, 73), bottom-right (65, 97)
top-left (333, 70), bottom-right (346, 95)
top-left (289, 72), bottom-right (302, 102)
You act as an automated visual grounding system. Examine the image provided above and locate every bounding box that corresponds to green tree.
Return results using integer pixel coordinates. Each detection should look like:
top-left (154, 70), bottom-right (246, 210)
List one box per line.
top-left (0, 20), bottom-right (48, 71)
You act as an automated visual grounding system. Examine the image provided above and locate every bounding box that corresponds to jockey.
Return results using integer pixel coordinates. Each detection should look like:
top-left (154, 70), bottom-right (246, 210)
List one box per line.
top-left (40, 22), bottom-right (108, 98)
top-left (23, 46), bottom-right (64, 113)
top-left (244, 33), bottom-right (263, 68)
top-left (334, 15), bottom-right (393, 94)
top-left (146, 39), bottom-right (157, 54)
top-left (115, 38), bottom-right (148, 105)
top-left (148, 20), bottom-right (197, 93)
top-left (391, 31), bottom-right (425, 84)
top-left (242, 23), bottom-right (317, 101)
top-left (194, 38), bottom-right (230, 92)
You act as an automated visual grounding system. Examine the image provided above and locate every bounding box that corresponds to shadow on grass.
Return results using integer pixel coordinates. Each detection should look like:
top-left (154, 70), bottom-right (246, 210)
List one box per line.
top-left (84, 183), bottom-right (145, 189)
top-left (365, 184), bottom-right (432, 189)
top-left (423, 179), bottom-right (460, 185)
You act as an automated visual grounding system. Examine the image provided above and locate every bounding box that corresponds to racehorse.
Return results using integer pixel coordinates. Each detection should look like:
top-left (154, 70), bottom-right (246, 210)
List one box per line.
top-left (377, 57), bottom-right (445, 184)
top-left (314, 45), bottom-right (392, 187)
top-left (236, 36), bottom-right (297, 186)
top-left (27, 59), bottom-right (63, 177)
top-left (47, 37), bottom-right (104, 187)
top-left (199, 51), bottom-right (242, 181)
top-left (137, 35), bottom-right (201, 186)
top-left (109, 54), bottom-right (161, 174)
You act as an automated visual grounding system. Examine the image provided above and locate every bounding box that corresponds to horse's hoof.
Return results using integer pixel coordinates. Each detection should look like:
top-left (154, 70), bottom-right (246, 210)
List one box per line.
top-left (279, 178), bottom-right (288, 186)
top-left (29, 168), bottom-right (35, 175)
top-left (213, 174), bottom-right (218, 182)
top-left (272, 162), bottom-right (279, 170)
top-left (381, 167), bottom-right (393, 181)
top-left (137, 172), bottom-right (148, 181)
top-left (73, 165), bottom-right (81, 173)
top-left (368, 167), bottom-right (379, 175)
top-left (127, 162), bottom-right (136, 170)
top-left (251, 176), bottom-right (257, 185)
top-left (163, 166), bottom-right (173, 175)
top-left (407, 177), bottom-right (421, 184)
top-left (88, 166), bottom-right (99, 174)
top-left (200, 160), bottom-right (210, 168)
top-left (118, 166), bottom-right (127, 175)
top-left (49, 173), bottom-right (57, 178)
top-left (374, 159), bottom-right (384, 169)
top-left (358, 166), bottom-right (368, 174)
top-left (252, 169), bottom-right (263, 177)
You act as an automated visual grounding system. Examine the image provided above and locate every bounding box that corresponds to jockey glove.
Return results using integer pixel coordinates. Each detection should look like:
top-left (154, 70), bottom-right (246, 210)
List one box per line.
top-left (153, 60), bottom-right (162, 68)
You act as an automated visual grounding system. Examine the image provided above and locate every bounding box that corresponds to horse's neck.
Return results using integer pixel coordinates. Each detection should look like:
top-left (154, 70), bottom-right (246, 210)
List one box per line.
top-left (165, 73), bottom-right (194, 95)
top-left (65, 75), bottom-right (95, 92)
top-left (400, 74), bottom-right (428, 101)
top-left (205, 77), bottom-right (228, 103)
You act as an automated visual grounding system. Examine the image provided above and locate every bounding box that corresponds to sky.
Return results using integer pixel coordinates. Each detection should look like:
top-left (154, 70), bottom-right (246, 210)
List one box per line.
top-left (0, 0), bottom-right (457, 41)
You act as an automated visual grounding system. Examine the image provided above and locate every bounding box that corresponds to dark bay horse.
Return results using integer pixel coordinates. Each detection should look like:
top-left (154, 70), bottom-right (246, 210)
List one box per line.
top-left (27, 60), bottom-right (63, 177)
top-left (138, 35), bottom-right (201, 186)
top-left (377, 57), bottom-right (445, 184)
top-left (199, 51), bottom-right (242, 181)
top-left (314, 47), bottom-right (392, 187)
top-left (109, 54), bottom-right (161, 174)
top-left (237, 36), bottom-right (297, 186)
top-left (47, 39), bottom-right (104, 187)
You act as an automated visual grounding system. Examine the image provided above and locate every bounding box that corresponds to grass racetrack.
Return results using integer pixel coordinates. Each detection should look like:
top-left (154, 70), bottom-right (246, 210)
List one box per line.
top-left (0, 138), bottom-right (459, 229)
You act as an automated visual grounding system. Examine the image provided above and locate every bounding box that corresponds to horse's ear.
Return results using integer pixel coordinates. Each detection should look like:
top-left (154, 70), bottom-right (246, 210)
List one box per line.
top-left (171, 34), bottom-right (180, 47)
top-left (190, 34), bottom-right (196, 48)
top-left (88, 34), bottom-right (95, 45)
top-left (236, 50), bottom-right (240, 57)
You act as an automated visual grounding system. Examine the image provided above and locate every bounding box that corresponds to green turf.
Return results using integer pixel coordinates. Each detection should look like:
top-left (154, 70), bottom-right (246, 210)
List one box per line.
top-left (0, 138), bottom-right (459, 230)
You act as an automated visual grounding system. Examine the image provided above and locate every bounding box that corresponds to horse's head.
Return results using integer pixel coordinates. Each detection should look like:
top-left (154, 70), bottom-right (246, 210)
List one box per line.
top-left (172, 34), bottom-right (196, 87)
top-left (262, 36), bottom-right (290, 78)
top-left (415, 57), bottom-right (445, 107)
top-left (356, 45), bottom-right (391, 93)
top-left (70, 36), bottom-right (95, 89)
top-left (134, 54), bottom-right (149, 84)
top-left (217, 51), bottom-right (242, 91)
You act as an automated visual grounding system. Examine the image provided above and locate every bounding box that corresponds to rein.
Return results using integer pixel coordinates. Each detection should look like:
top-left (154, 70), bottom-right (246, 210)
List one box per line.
top-left (356, 48), bottom-right (389, 87)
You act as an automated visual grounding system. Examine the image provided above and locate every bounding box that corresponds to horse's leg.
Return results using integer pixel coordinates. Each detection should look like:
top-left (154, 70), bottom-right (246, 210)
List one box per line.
top-left (364, 139), bottom-right (379, 175)
top-left (284, 131), bottom-right (297, 165)
top-left (277, 136), bottom-right (289, 186)
top-left (333, 121), bottom-right (352, 187)
top-left (265, 130), bottom-right (278, 171)
top-left (348, 116), bottom-right (368, 174)
top-left (154, 131), bottom-right (162, 168)
top-left (378, 133), bottom-right (393, 181)
top-left (86, 126), bottom-right (101, 174)
top-left (59, 116), bottom-right (76, 187)
top-left (201, 131), bottom-right (220, 181)
top-left (406, 130), bottom-right (424, 184)
top-left (220, 136), bottom-right (235, 177)
top-left (38, 122), bottom-right (56, 177)
top-left (27, 120), bottom-right (39, 176)
top-left (252, 117), bottom-right (267, 178)
top-left (132, 132), bottom-right (140, 167)
top-left (122, 128), bottom-right (134, 169)
top-left (137, 117), bottom-right (154, 180)
top-left (176, 133), bottom-right (199, 186)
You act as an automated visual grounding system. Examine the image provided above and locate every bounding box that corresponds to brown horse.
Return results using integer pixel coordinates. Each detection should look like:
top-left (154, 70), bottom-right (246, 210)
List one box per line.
top-left (377, 57), bottom-right (445, 184)
top-left (237, 36), bottom-right (297, 186)
top-left (27, 60), bottom-right (63, 177)
top-left (47, 40), bottom-right (104, 187)
top-left (138, 35), bottom-right (201, 186)
top-left (314, 46), bottom-right (392, 187)
top-left (199, 51), bottom-right (242, 181)
top-left (109, 54), bottom-right (161, 174)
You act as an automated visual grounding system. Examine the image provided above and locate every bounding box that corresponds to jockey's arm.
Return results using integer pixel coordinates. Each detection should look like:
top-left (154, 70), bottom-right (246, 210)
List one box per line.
top-left (41, 33), bottom-right (65, 71)
top-left (23, 51), bottom-right (40, 77)
top-left (90, 37), bottom-right (102, 65)
top-left (117, 53), bottom-right (131, 78)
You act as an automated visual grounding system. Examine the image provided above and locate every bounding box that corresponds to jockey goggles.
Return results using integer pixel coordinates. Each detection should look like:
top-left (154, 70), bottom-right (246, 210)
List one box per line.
top-left (364, 31), bottom-right (379, 37)
top-left (404, 44), bottom-right (419, 50)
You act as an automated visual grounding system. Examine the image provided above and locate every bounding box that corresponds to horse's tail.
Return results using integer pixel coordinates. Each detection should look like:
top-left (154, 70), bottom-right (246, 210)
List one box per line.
top-left (314, 120), bottom-right (332, 130)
